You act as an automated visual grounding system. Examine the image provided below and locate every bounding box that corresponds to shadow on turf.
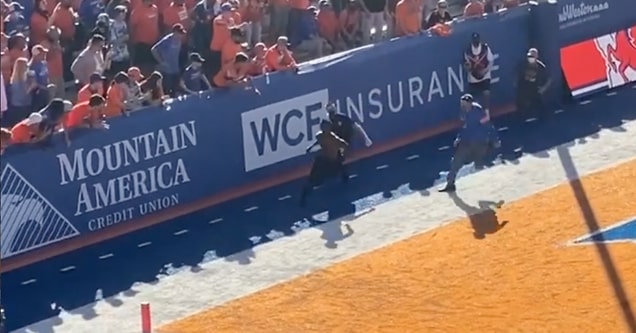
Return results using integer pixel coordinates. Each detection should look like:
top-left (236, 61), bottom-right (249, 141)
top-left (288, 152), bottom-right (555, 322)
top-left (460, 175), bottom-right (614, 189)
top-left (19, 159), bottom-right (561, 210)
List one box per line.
top-left (557, 146), bottom-right (636, 333)
top-left (4, 86), bottom-right (636, 332)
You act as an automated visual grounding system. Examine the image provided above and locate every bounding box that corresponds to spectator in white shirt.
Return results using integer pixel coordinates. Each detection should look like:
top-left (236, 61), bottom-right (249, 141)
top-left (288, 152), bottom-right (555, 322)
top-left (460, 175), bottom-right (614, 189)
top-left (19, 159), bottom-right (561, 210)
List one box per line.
top-left (71, 34), bottom-right (107, 85)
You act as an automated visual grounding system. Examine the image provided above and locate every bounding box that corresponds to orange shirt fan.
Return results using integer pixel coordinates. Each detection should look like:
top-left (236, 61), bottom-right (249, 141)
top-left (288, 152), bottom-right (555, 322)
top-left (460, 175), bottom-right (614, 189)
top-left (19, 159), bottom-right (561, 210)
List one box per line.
top-left (430, 23), bottom-right (452, 37)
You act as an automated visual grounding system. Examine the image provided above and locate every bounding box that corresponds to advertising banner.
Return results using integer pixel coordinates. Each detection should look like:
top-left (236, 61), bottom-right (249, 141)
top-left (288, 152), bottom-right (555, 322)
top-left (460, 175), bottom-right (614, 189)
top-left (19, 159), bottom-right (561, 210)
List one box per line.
top-left (561, 25), bottom-right (636, 97)
top-left (556, 0), bottom-right (636, 46)
top-left (0, 5), bottom-right (541, 267)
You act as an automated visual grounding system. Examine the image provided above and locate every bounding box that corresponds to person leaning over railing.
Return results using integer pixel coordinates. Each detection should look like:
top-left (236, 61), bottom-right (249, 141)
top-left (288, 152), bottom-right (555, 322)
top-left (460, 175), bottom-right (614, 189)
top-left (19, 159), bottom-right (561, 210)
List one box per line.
top-left (139, 71), bottom-right (167, 106)
top-left (77, 72), bottom-right (106, 103)
top-left (180, 52), bottom-right (213, 94)
top-left (64, 95), bottom-right (107, 145)
top-left (394, 0), bottom-right (421, 37)
top-left (38, 97), bottom-right (74, 146)
top-left (103, 71), bottom-right (131, 117)
top-left (264, 36), bottom-right (298, 72)
top-left (9, 112), bottom-right (47, 145)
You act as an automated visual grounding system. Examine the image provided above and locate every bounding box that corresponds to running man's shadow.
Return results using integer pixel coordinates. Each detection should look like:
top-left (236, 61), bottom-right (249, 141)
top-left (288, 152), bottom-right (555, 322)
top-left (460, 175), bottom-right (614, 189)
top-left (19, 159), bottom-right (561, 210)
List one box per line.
top-left (447, 192), bottom-right (507, 239)
top-left (317, 222), bottom-right (354, 249)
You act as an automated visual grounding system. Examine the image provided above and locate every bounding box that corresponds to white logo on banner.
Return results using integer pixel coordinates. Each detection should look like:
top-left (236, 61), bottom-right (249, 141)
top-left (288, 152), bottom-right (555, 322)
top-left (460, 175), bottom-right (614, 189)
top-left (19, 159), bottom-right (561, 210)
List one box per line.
top-left (1, 164), bottom-right (79, 258)
top-left (241, 90), bottom-right (330, 172)
top-left (558, 1), bottom-right (609, 29)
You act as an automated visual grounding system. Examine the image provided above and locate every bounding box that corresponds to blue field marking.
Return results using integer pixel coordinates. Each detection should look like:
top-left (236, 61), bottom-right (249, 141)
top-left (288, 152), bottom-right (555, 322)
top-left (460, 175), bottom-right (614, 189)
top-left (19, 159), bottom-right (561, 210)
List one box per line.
top-left (573, 216), bottom-right (636, 245)
top-left (2, 86), bottom-right (636, 332)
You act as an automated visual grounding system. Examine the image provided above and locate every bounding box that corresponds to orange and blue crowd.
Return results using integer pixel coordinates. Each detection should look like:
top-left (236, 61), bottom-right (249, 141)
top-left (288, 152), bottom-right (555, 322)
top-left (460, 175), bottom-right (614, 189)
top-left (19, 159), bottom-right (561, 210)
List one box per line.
top-left (0, 0), bottom-right (524, 153)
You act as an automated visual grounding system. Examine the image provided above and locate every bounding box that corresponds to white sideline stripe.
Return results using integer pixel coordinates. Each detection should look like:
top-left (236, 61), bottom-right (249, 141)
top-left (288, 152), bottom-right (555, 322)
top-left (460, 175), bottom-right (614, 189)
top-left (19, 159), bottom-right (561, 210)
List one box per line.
top-left (14, 120), bottom-right (636, 333)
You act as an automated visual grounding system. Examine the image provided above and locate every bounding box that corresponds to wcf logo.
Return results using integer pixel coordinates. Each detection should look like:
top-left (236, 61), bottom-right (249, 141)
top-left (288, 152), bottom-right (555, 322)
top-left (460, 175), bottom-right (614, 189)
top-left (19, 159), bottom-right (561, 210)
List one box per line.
top-left (241, 90), bottom-right (329, 171)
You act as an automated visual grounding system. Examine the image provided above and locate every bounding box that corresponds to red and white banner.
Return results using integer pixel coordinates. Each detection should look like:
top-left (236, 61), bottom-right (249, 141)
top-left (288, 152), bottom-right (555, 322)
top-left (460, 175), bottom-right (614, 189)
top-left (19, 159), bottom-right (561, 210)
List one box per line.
top-left (561, 25), bottom-right (636, 97)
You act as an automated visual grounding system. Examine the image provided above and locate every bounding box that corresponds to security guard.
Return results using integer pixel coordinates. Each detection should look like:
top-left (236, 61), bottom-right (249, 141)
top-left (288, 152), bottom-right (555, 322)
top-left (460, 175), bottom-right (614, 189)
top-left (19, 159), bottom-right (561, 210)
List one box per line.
top-left (300, 120), bottom-right (349, 206)
top-left (326, 102), bottom-right (373, 151)
top-left (439, 94), bottom-right (494, 192)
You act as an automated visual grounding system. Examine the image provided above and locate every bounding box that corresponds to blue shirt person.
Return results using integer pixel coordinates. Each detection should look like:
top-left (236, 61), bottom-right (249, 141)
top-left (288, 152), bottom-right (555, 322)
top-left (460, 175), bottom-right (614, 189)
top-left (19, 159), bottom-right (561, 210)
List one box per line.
top-left (439, 94), bottom-right (496, 192)
top-left (152, 24), bottom-right (187, 96)
top-left (78, 0), bottom-right (105, 29)
top-left (180, 53), bottom-right (212, 94)
top-left (151, 25), bottom-right (187, 75)
top-left (191, 0), bottom-right (219, 51)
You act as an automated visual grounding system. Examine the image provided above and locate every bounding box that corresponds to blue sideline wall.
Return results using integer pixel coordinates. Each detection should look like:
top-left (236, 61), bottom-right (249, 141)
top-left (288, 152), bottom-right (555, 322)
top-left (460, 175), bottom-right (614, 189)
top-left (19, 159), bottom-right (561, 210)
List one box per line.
top-left (1, 1), bottom-right (632, 271)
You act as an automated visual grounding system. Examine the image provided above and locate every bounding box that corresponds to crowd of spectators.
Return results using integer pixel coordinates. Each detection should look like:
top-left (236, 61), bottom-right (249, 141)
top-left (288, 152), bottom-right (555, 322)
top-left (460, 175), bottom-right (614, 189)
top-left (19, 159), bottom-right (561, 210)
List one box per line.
top-left (0, 0), bottom-right (527, 153)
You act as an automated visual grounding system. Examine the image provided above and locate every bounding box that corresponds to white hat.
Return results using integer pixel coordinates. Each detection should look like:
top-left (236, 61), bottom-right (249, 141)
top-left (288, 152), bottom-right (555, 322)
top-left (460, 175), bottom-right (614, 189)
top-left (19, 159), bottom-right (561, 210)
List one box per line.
top-left (63, 100), bottom-right (73, 112)
top-left (25, 112), bottom-right (43, 125)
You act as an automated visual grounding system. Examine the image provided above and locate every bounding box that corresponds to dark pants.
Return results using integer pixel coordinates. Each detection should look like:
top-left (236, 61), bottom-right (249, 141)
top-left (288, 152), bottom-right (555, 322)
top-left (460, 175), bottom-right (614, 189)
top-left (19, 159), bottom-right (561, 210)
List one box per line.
top-left (161, 72), bottom-right (181, 97)
top-left (206, 51), bottom-right (222, 79)
top-left (108, 59), bottom-right (131, 78)
top-left (446, 141), bottom-right (490, 186)
top-left (287, 8), bottom-right (304, 43)
top-left (516, 82), bottom-right (545, 118)
top-left (2, 106), bottom-right (31, 127)
top-left (300, 154), bottom-right (348, 204)
top-left (133, 43), bottom-right (157, 75)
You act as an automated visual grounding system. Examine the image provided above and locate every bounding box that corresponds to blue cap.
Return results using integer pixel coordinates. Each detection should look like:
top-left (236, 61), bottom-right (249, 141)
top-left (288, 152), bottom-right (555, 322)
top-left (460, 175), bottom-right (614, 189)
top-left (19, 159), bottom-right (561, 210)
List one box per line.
top-left (220, 3), bottom-right (232, 11)
top-left (460, 94), bottom-right (473, 102)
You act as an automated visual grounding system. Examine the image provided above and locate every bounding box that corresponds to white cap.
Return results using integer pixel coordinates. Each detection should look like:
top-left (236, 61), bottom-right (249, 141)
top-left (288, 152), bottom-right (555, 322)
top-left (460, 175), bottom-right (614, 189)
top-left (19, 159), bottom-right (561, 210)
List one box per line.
top-left (25, 112), bottom-right (43, 125)
top-left (63, 100), bottom-right (73, 112)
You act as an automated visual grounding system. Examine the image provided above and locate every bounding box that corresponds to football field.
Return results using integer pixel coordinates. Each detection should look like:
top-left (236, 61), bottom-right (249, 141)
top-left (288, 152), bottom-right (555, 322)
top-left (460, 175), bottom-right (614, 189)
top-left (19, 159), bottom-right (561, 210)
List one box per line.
top-left (6, 85), bottom-right (636, 333)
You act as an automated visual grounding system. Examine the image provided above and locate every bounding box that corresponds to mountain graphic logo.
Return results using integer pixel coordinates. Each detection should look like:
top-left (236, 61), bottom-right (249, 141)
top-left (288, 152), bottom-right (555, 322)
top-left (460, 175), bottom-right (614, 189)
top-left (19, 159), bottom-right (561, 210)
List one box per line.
top-left (1, 164), bottom-right (80, 258)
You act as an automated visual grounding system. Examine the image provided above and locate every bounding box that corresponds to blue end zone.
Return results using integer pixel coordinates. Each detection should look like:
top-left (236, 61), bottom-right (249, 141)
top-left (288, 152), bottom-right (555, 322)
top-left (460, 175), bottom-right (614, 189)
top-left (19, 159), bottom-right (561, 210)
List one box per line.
top-left (574, 216), bottom-right (636, 244)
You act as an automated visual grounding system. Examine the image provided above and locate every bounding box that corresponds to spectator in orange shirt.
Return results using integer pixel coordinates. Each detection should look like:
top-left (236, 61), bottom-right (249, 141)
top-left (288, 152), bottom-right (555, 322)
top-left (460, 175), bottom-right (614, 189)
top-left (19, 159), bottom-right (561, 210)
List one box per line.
top-left (209, 3), bottom-right (244, 76)
top-left (221, 28), bottom-right (245, 67)
top-left (213, 52), bottom-right (251, 88)
top-left (30, 0), bottom-right (50, 45)
top-left (130, 0), bottom-right (160, 70)
top-left (103, 72), bottom-right (130, 118)
top-left (64, 95), bottom-right (106, 145)
top-left (265, 36), bottom-right (297, 72)
top-left (395, 0), bottom-right (421, 36)
top-left (464, 0), bottom-right (484, 18)
top-left (50, 0), bottom-right (77, 43)
top-left (248, 42), bottom-right (268, 76)
top-left (10, 112), bottom-right (45, 144)
top-left (162, 0), bottom-right (191, 32)
top-left (339, 0), bottom-right (362, 48)
top-left (0, 127), bottom-right (11, 154)
top-left (229, 0), bottom-right (244, 22)
top-left (42, 26), bottom-right (66, 98)
top-left (424, 0), bottom-right (451, 29)
top-left (78, 73), bottom-right (106, 103)
top-left (316, 0), bottom-right (341, 51)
